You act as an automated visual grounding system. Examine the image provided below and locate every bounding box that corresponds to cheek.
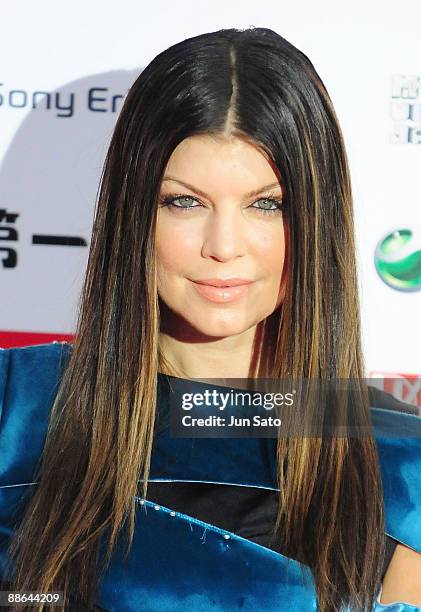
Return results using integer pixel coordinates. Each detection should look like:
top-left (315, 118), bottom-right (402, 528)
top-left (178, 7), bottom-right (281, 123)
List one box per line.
top-left (155, 220), bottom-right (198, 274)
top-left (253, 224), bottom-right (286, 277)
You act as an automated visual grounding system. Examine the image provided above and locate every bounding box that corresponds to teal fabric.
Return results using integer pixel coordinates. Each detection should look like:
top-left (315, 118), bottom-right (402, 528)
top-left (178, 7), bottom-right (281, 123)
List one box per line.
top-left (0, 342), bottom-right (420, 611)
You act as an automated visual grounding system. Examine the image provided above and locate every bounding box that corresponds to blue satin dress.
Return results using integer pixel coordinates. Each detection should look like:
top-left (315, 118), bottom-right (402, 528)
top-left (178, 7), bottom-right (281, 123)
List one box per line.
top-left (0, 342), bottom-right (420, 611)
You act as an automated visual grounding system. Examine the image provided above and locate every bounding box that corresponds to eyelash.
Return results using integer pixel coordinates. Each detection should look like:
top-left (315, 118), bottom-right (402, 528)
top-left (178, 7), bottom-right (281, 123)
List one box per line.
top-left (158, 191), bottom-right (285, 215)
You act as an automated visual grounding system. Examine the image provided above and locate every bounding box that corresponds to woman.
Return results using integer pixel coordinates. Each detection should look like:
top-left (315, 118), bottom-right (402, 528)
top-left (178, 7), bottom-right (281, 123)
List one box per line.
top-left (1, 26), bottom-right (421, 611)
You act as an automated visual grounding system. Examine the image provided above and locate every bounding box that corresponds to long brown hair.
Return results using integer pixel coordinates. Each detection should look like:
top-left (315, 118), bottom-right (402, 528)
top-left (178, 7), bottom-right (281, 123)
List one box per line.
top-left (5, 27), bottom-right (385, 611)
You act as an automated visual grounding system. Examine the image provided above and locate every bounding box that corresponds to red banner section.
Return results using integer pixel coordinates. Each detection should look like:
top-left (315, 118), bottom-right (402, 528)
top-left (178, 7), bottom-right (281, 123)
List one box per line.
top-left (0, 330), bottom-right (75, 349)
top-left (368, 371), bottom-right (421, 414)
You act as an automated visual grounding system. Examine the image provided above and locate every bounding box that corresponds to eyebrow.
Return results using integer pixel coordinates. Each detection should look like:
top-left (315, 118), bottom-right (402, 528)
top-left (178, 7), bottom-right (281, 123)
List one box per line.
top-left (162, 176), bottom-right (282, 199)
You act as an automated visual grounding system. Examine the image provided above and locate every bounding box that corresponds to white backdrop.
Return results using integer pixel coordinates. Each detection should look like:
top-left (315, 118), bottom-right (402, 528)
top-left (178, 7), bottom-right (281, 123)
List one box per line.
top-left (0, 1), bottom-right (420, 386)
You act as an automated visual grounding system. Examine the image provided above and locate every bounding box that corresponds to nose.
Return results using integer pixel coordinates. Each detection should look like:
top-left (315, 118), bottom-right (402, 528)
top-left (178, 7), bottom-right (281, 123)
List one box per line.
top-left (200, 208), bottom-right (247, 262)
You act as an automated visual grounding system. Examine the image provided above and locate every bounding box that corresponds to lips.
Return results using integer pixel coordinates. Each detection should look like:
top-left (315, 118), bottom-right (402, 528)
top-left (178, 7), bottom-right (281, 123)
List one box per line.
top-left (192, 278), bottom-right (252, 287)
top-left (190, 279), bottom-right (253, 303)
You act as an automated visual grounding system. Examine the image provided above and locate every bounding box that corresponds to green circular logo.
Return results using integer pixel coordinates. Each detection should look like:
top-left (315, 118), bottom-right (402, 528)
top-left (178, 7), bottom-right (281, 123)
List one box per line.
top-left (374, 227), bottom-right (421, 291)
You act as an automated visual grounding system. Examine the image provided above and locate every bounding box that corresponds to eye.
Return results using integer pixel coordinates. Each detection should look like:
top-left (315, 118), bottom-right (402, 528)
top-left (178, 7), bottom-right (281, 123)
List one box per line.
top-left (158, 194), bottom-right (200, 212)
top-left (251, 195), bottom-right (284, 215)
top-left (158, 192), bottom-right (285, 215)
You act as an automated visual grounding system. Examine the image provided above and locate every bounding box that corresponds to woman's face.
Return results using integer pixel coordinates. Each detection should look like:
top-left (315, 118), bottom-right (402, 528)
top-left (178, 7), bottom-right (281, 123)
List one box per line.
top-left (155, 134), bottom-right (288, 339)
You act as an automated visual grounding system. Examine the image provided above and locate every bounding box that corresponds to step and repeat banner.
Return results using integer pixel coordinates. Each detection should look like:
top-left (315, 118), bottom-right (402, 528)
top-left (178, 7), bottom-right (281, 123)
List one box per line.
top-left (0, 2), bottom-right (420, 409)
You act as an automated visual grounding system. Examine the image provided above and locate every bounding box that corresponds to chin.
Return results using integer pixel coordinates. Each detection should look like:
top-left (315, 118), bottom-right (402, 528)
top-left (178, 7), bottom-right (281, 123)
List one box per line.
top-left (187, 313), bottom-right (254, 339)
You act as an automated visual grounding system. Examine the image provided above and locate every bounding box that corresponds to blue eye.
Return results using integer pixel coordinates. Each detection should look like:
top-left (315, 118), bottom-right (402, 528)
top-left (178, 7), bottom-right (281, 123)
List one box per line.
top-left (253, 197), bottom-right (284, 214)
top-left (158, 193), bottom-right (285, 215)
top-left (159, 195), bottom-right (197, 211)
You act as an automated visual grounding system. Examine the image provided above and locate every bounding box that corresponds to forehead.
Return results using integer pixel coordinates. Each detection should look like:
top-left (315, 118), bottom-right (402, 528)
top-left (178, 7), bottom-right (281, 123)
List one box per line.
top-left (162, 134), bottom-right (282, 195)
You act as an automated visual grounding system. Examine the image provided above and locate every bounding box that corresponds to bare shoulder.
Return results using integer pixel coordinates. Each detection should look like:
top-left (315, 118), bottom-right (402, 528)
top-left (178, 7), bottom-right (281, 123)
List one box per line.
top-left (380, 543), bottom-right (421, 606)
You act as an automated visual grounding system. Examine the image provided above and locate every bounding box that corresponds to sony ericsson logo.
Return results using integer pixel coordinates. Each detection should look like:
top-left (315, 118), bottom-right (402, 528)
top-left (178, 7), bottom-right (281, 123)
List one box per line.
top-left (374, 227), bottom-right (421, 291)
